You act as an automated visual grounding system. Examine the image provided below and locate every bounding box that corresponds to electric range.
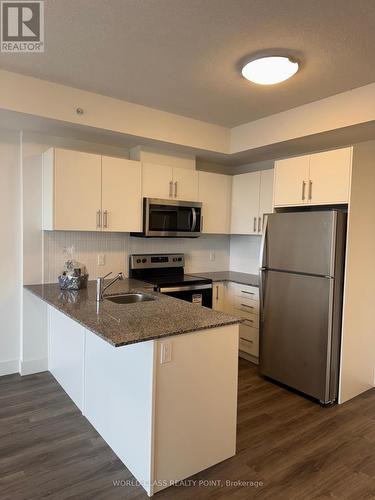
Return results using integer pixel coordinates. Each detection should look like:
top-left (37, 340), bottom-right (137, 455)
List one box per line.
top-left (129, 253), bottom-right (213, 308)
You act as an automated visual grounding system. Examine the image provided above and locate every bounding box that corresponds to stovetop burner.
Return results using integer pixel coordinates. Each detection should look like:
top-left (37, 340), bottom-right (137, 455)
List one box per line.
top-left (129, 253), bottom-right (212, 288)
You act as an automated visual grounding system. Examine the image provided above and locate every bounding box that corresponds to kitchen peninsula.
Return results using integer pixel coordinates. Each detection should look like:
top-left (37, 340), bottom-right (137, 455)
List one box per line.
top-left (25, 279), bottom-right (240, 496)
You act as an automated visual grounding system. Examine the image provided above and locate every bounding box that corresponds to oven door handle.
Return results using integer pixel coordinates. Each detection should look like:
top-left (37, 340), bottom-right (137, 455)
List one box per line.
top-left (158, 284), bottom-right (212, 293)
top-left (191, 207), bottom-right (197, 232)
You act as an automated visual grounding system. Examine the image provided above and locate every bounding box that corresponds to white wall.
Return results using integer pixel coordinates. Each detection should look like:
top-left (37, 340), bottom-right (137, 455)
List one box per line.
top-left (229, 236), bottom-right (261, 275)
top-left (0, 70), bottom-right (229, 154)
top-left (339, 140), bottom-right (375, 403)
top-left (0, 130), bottom-right (22, 376)
top-left (22, 153), bottom-right (48, 375)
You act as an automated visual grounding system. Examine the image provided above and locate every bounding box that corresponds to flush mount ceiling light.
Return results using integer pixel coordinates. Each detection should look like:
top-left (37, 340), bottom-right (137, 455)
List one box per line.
top-left (242, 56), bottom-right (299, 85)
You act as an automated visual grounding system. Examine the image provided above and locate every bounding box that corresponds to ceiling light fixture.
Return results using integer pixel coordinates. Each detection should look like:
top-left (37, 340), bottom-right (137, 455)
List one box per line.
top-left (242, 56), bottom-right (299, 85)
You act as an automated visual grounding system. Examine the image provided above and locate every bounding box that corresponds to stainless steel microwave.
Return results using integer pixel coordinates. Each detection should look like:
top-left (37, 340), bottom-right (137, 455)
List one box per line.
top-left (131, 198), bottom-right (202, 238)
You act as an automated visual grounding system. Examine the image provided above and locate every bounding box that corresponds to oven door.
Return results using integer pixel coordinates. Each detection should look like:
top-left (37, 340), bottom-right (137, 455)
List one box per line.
top-left (158, 284), bottom-right (212, 308)
top-left (144, 198), bottom-right (202, 237)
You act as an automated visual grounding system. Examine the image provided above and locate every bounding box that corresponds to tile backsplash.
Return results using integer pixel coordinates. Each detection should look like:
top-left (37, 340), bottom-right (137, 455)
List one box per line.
top-left (44, 231), bottom-right (230, 283)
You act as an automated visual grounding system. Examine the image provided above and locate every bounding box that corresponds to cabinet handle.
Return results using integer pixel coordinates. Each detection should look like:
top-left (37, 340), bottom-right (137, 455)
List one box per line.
top-left (241, 337), bottom-right (254, 343)
top-left (242, 290), bottom-right (255, 295)
top-left (302, 181), bottom-right (306, 200)
top-left (96, 210), bottom-right (101, 229)
top-left (169, 181), bottom-right (173, 197)
top-left (216, 285), bottom-right (219, 301)
top-left (253, 217), bottom-right (257, 232)
top-left (174, 181), bottom-right (178, 198)
top-left (103, 210), bottom-right (108, 228)
top-left (258, 217), bottom-right (262, 232)
top-left (201, 216), bottom-right (204, 231)
top-left (308, 180), bottom-right (313, 200)
top-left (241, 318), bottom-right (254, 324)
top-left (241, 304), bottom-right (254, 309)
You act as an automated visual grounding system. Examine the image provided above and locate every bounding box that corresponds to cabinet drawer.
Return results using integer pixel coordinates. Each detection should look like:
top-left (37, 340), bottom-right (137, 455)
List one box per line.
top-left (229, 282), bottom-right (259, 300)
top-left (233, 296), bottom-right (259, 315)
top-left (239, 336), bottom-right (259, 357)
top-left (233, 308), bottom-right (259, 327)
top-left (239, 323), bottom-right (258, 342)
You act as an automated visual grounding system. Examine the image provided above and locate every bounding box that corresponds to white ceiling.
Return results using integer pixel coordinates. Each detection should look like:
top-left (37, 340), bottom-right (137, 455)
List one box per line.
top-left (0, 0), bottom-right (375, 127)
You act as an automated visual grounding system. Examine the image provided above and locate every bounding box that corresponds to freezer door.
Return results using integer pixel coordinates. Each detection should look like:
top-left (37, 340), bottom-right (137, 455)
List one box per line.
top-left (263, 211), bottom-right (337, 276)
top-left (260, 270), bottom-right (336, 402)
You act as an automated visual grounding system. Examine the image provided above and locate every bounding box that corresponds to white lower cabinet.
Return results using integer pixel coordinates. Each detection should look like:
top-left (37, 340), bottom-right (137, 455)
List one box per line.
top-left (226, 282), bottom-right (260, 361)
top-left (212, 282), bottom-right (225, 311)
top-left (47, 305), bottom-right (238, 497)
top-left (210, 281), bottom-right (260, 361)
top-left (48, 307), bottom-right (85, 411)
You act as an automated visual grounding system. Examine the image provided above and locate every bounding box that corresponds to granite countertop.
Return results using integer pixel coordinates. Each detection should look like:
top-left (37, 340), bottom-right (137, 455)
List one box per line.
top-left (189, 271), bottom-right (259, 287)
top-left (25, 279), bottom-right (241, 348)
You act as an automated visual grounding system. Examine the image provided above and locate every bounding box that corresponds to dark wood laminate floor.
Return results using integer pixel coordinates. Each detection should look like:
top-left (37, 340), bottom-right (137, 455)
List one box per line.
top-left (1, 360), bottom-right (375, 500)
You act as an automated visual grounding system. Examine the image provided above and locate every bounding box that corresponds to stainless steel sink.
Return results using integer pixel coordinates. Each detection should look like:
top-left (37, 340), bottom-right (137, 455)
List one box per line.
top-left (104, 293), bottom-right (155, 304)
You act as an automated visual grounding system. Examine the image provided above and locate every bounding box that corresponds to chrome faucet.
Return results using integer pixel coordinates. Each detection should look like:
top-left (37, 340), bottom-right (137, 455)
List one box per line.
top-left (96, 272), bottom-right (124, 302)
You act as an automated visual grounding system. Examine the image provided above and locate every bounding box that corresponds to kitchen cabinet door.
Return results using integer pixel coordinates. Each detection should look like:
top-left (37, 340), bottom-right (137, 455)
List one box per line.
top-left (102, 157), bottom-right (142, 232)
top-left (198, 171), bottom-right (231, 234)
top-left (142, 163), bottom-right (173, 199)
top-left (48, 306), bottom-right (85, 411)
top-left (274, 156), bottom-right (310, 207)
top-left (172, 167), bottom-right (199, 201)
top-left (258, 169), bottom-right (274, 233)
top-left (53, 148), bottom-right (102, 231)
top-left (231, 171), bottom-right (260, 235)
top-left (212, 282), bottom-right (225, 312)
top-left (308, 147), bottom-right (352, 205)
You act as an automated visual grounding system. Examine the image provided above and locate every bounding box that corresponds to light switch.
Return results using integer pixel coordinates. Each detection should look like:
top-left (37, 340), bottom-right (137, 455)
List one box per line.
top-left (160, 342), bottom-right (172, 364)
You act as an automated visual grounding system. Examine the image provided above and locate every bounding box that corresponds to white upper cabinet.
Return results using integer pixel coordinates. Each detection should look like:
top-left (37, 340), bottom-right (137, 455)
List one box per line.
top-left (142, 163), bottom-right (198, 201)
top-left (198, 171), bottom-right (232, 234)
top-left (43, 148), bottom-right (142, 232)
top-left (101, 157), bottom-right (142, 232)
top-left (274, 147), bottom-right (352, 208)
top-left (231, 172), bottom-right (260, 235)
top-left (273, 156), bottom-right (310, 207)
top-left (44, 148), bottom-right (102, 231)
top-left (231, 170), bottom-right (274, 235)
top-left (308, 147), bottom-right (352, 205)
top-left (141, 163), bottom-right (173, 199)
top-left (258, 170), bottom-right (274, 230)
top-left (172, 167), bottom-right (198, 201)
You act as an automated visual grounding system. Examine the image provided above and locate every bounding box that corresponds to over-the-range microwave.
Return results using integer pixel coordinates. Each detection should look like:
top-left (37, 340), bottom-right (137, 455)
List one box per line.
top-left (131, 198), bottom-right (202, 238)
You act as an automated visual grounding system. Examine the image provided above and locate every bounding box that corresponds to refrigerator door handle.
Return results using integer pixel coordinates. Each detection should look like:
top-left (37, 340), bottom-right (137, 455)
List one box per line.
top-left (259, 214), bottom-right (268, 270)
top-left (259, 269), bottom-right (268, 364)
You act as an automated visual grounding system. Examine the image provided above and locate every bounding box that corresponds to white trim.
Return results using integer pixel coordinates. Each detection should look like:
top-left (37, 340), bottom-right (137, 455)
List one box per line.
top-left (19, 357), bottom-right (48, 376)
top-left (0, 359), bottom-right (19, 376)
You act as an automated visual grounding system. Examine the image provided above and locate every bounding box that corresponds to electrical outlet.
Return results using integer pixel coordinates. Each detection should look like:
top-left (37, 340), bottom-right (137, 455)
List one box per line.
top-left (160, 342), bottom-right (172, 364)
top-left (209, 251), bottom-right (215, 262)
top-left (97, 254), bottom-right (106, 266)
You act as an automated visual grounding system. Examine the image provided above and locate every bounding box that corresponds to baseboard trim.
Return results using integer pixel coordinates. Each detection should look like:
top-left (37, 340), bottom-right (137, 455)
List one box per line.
top-left (0, 359), bottom-right (19, 376)
top-left (20, 357), bottom-right (48, 376)
top-left (239, 351), bottom-right (259, 365)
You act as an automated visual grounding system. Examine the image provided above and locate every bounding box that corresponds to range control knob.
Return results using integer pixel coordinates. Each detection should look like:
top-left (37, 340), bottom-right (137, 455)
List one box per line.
top-left (136, 259), bottom-right (141, 264)
top-left (173, 258), bottom-right (177, 262)
top-left (142, 258), bottom-right (147, 263)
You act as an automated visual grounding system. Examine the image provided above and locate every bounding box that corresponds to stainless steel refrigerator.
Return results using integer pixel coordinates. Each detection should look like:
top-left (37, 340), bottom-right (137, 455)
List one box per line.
top-left (259, 210), bottom-right (346, 404)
